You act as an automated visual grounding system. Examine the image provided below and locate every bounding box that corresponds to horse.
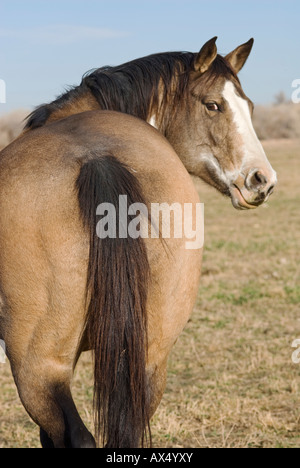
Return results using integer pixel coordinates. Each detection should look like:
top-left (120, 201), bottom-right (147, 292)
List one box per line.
top-left (25, 37), bottom-right (277, 207)
top-left (0, 38), bottom-right (277, 449)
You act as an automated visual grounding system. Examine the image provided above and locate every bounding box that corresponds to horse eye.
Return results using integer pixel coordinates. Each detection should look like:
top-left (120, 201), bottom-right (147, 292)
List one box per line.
top-left (205, 102), bottom-right (220, 112)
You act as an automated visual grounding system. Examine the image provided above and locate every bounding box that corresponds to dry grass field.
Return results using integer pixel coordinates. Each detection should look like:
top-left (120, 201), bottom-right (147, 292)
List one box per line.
top-left (0, 137), bottom-right (299, 448)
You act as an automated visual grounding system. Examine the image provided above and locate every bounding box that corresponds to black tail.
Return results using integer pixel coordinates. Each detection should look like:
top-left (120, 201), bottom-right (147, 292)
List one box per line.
top-left (76, 155), bottom-right (151, 448)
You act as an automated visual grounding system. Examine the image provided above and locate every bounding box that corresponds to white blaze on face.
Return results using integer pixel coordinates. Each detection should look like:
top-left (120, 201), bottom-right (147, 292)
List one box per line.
top-left (222, 80), bottom-right (277, 183)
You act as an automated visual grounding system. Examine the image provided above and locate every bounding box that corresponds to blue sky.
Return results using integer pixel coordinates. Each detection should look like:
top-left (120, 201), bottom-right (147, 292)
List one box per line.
top-left (0, 0), bottom-right (299, 114)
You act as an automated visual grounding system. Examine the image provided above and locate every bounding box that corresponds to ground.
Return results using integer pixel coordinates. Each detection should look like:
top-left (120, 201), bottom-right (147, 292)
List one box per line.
top-left (0, 139), bottom-right (299, 448)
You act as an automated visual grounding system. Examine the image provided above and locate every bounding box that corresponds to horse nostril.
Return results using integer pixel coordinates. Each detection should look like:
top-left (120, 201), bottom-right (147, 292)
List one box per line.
top-left (253, 171), bottom-right (267, 186)
top-left (246, 170), bottom-right (268, 191)
top-left (267, 184), bottom-right (275, 196)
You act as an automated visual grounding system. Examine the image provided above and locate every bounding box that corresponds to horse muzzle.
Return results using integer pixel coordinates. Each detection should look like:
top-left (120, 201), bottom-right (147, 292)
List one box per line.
top-left (230, 167), bottom-right (277, 210)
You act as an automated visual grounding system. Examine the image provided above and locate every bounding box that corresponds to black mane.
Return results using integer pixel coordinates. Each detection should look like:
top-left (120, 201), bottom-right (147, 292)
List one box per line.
top-left (25, 51), bottom-right (238, 130)
top-left (25, 52), bottom-right (196, 130)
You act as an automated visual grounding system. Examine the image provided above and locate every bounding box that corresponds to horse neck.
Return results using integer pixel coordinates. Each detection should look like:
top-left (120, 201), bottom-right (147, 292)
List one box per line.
top-left (83, 64), bottom-right (188, 136)
top-left (146, 76), bottom-right (185, 136)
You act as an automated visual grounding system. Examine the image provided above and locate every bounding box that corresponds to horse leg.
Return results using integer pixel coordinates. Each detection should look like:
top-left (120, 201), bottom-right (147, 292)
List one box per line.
top-left (40, 429), bottom-right (55, 449)
top-left (10, 349), bottom-right (95, 449)
top-left (5, 304), bottom-right (95, 450)
top-left (147, 359), bottom-right (168, 421)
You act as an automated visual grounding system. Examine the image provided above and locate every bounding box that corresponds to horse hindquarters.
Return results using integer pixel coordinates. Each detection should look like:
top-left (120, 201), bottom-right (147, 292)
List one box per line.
top-left (1, 152), bottom-right (152, 448)
top-left (0, 150), bottom-right (97, 448)
top-left (0, 111), bottom-right (202, 448)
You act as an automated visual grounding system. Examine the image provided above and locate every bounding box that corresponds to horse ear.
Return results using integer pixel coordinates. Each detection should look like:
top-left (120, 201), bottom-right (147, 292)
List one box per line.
top-left (225, 38), bottom-right (254, 73)
top-left (194, 37), bottom-right (218, 73)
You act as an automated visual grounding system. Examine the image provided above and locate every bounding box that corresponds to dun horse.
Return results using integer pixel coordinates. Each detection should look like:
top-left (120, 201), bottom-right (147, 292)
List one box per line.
top-left (0, 39), bottom-right (277, 448)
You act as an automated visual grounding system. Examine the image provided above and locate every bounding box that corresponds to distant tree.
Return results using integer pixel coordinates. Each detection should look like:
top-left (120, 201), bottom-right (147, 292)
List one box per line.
top-left (273, 91), bottom-right (287, 105)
